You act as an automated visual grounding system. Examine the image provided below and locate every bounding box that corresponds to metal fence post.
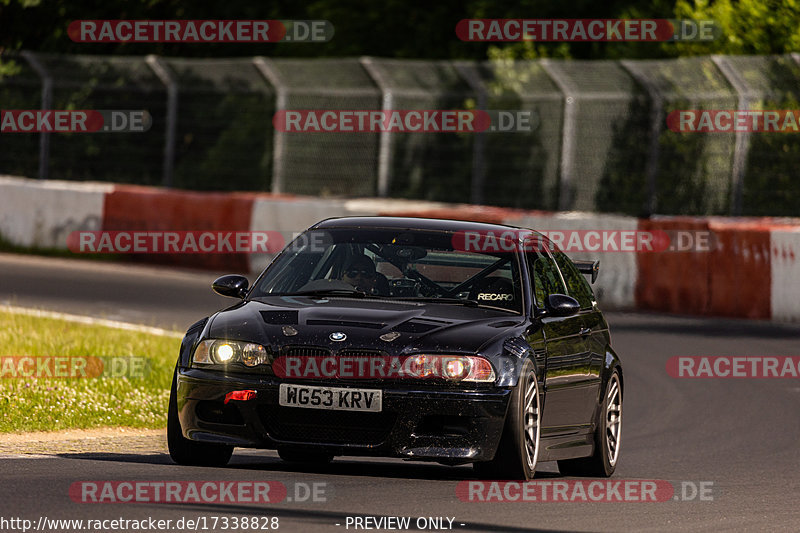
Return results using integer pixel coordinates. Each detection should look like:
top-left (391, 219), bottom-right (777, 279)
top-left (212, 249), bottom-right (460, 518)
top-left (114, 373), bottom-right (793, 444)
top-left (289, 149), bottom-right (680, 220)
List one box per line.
top-left (145, 55), bottom-right (177, 187)
top-left (21, 51), bottom-right (52, 180)
top-left (541, 59), bottom-right (578, 211)
top-left (454, 61), bottom-right (487, 205)
top-left (620, 60), bottom-right (663, 217)
top-left (253, 57), bottom-right (287, 194)
top-left (359, 57), bottom-right (393, 197)
top-left (711, 55), bottom-right (756, 216)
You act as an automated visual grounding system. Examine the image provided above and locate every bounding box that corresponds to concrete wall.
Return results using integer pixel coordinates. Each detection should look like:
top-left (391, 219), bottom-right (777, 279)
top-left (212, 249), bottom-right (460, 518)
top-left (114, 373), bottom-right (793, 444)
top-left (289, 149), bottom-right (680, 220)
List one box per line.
top-left (771, 227), bottom-right (800, 323)
top-left (0, 176), bottom-right (110, 249)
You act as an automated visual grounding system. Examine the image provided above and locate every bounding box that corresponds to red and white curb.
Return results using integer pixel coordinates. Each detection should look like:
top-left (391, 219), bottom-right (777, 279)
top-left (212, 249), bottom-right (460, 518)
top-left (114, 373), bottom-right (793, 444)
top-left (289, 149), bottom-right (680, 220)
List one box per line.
top-left (1, 175), bottom-right (798, 322)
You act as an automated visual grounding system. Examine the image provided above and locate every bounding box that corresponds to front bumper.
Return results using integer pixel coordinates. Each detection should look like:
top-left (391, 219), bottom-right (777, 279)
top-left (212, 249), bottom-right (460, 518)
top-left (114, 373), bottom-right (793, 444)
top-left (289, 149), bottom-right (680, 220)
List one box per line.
top-left (176, 368), bottom-right (511, 463)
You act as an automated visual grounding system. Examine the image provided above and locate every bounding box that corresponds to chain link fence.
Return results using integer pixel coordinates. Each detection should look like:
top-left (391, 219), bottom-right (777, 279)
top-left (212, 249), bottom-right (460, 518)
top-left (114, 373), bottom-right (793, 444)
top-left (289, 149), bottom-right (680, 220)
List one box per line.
top-left (35, 53), bottom-right (167, 185)
top-left (2, 50), bottom-right (799, 216)
top-left (459, 60), bottom-right (563, 210)
top-left (260, 58), bottom-right (381, 196)
top-left (164, 57), bottom-right (275, 192)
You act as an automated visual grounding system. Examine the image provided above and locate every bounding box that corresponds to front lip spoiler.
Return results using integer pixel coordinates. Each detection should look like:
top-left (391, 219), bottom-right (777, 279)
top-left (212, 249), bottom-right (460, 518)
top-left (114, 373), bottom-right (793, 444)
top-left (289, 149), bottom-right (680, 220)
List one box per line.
top-left (400, 446), bottom-right (480, 460)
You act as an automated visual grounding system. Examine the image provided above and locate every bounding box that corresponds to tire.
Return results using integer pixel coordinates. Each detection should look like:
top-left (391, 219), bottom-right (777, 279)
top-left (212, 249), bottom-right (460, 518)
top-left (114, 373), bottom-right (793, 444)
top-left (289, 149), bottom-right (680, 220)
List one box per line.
top-left (278, 448), bottom-right (334, 465)
top-left (167, 368), bottom-right (233, 467)
top-left (474, 359), bottom-right (541, 480)
top-left (558, 368), bottom-right (622, 477)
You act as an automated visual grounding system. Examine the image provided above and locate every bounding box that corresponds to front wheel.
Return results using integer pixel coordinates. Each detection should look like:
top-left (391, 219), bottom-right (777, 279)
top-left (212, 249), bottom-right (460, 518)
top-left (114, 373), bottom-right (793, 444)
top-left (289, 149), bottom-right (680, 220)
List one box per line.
top-left (474, 359), bottom-right (541, 480)
top-left (167, 368), bottom-right (233, 467)
top-left (558, 368), bottom-right (622, 477)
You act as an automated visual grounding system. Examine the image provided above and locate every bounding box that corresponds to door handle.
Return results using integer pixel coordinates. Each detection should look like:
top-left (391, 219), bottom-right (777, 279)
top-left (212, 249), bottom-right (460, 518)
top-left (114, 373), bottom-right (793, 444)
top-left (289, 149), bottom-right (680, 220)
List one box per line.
top-left (579, 327), bottom-right (591, 337)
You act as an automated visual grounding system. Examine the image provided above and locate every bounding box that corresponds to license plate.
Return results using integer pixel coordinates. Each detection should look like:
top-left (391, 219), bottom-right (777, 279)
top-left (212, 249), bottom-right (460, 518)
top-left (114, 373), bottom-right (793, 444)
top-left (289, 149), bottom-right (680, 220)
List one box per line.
top-left (278, 384), bottom-right (382, 412)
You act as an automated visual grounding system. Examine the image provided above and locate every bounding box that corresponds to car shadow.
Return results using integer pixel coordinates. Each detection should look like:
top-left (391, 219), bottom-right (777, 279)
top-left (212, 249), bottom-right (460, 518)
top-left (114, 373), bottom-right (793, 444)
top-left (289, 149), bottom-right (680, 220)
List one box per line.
top-left (50, 450), bottom-right (562, 481)
top-left (52, 451), bottom-right (174, 465)
top-left (226, 455), bottom-right (563, 481)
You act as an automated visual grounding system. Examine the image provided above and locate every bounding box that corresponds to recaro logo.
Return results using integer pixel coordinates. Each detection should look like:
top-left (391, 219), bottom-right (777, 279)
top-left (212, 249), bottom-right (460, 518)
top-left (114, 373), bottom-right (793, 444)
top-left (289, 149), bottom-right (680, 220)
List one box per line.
top-left (477, 293), bottom-right (514, 301)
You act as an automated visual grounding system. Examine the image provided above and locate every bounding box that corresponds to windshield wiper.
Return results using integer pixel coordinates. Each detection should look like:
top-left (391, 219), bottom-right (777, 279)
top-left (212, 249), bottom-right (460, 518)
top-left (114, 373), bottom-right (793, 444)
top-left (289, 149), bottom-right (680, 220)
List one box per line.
top-left (272, 289), bottom-right (370, 298)
top-left (398, 297), bottom-right (480, 307)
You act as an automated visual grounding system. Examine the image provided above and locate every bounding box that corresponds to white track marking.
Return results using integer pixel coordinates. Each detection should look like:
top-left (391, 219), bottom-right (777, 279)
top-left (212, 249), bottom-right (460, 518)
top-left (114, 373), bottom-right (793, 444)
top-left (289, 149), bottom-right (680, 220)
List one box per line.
top-left (0, 304), bottom-right (183, 338)
top-left (0, 454), bottom-right (57, 459)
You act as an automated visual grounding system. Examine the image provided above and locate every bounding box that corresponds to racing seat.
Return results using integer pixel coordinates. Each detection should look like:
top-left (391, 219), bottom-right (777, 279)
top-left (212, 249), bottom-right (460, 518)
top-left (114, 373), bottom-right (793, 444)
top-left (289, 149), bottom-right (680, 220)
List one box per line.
top-left (468, 276), bottom-right (518, 311)
top-left (373, 272), bottom-right (390, 296)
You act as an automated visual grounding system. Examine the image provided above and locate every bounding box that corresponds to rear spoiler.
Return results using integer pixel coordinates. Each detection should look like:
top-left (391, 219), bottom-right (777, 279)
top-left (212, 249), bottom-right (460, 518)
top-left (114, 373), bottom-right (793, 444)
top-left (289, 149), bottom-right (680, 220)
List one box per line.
top-left (573, 260), bottom-right (599, 284)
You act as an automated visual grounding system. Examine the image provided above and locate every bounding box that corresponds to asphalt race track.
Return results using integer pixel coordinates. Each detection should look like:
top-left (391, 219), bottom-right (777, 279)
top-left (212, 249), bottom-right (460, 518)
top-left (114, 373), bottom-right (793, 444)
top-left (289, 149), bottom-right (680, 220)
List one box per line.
top-left (1, 253), bottom-right (799, 532)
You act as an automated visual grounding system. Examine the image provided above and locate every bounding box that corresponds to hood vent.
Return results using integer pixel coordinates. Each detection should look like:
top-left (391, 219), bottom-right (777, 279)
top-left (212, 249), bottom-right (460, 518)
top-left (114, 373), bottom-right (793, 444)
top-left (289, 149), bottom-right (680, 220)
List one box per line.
top-left (260, 310), bottom-right (299, 325)
top-left (489, 320), bottom-right (520, 328)
top-left (307, 319), bottom-right (385, 329)
top-left (392, 318), bottom-right (450, 334)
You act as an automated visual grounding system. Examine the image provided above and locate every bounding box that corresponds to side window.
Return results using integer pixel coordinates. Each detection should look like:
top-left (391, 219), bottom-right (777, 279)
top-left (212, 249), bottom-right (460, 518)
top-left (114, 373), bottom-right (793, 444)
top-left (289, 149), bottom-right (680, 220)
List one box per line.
top-left (526, 251), bottom-right (566, 308)
top-left (552, 251), bottom-right (595, 310)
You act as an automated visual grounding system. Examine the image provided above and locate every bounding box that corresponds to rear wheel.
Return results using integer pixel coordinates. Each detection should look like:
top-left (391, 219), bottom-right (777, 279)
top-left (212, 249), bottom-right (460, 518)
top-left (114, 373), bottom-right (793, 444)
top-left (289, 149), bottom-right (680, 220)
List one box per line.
top-left (474, 359), bottom-right (540, 480)
top-left (558, 368), bottom-right (622, 477)
top-left (167, 368), bottom-right (233, 467)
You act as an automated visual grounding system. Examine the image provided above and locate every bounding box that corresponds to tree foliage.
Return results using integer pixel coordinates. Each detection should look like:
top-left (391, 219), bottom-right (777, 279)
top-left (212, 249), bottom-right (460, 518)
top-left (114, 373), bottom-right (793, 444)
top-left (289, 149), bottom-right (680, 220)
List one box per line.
top-left (671, 0), bottom-right (800, 56)
top-left (0, 0), bottom-right (798, 60)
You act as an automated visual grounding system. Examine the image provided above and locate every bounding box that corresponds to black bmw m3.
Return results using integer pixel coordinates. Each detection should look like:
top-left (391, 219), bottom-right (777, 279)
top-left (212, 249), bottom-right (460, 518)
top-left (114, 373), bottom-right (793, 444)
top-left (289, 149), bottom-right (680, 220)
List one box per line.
top-left (168, 217), bottom-right (623, 480)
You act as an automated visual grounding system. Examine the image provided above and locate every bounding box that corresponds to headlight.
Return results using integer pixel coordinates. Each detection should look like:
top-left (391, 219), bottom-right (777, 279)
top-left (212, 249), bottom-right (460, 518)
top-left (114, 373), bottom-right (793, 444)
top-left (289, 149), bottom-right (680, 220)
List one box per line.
top-left (406, 354), bottom-right (495, 382)
top-left (443, 357), bottom-right (468, 380)
top-left (192, 340), bottom-right (271, 367)
top-left (242, 344), bottom-right (269, 367)
top-left (216, 343), bottom-right (235, 362)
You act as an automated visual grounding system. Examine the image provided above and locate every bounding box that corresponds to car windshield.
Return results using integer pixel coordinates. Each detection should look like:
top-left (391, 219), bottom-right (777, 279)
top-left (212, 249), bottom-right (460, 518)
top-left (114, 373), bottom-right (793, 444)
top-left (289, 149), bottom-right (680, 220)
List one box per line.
top-left (250, 227), bottom-right (523, 313)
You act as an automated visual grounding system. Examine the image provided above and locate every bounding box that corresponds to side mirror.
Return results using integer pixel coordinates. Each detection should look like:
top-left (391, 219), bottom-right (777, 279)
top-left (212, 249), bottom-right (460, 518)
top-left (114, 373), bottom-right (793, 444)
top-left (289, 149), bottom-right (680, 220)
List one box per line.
top-left (539, 293), bottom-right (580, 318)
top-left (212, 275), bottom-right (249, 299)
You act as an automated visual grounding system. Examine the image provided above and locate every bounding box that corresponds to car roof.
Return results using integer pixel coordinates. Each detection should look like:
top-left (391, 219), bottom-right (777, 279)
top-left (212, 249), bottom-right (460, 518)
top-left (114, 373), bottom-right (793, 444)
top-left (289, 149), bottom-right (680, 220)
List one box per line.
top-left (311, 216), bottom-right (542, 236)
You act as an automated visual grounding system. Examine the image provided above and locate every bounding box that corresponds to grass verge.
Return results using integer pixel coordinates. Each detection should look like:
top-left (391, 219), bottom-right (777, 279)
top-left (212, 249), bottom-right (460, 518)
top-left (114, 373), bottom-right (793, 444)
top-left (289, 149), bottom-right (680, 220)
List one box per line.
top-left (0, 310), bottom-right (179, 432)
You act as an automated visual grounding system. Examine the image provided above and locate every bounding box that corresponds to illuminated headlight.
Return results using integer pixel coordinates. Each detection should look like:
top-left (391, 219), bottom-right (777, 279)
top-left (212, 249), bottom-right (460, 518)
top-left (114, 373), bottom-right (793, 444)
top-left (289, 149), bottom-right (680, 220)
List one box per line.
top-left (216, 343), bottom-right (234, 362)
top-left (192, 340), bottom-right (270, 367)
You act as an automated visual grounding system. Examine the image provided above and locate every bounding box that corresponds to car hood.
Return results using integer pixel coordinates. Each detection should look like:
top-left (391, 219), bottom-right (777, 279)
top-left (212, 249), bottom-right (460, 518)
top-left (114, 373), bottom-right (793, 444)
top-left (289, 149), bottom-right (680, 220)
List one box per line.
top-left (207, 297), bottom-right (525, 356)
